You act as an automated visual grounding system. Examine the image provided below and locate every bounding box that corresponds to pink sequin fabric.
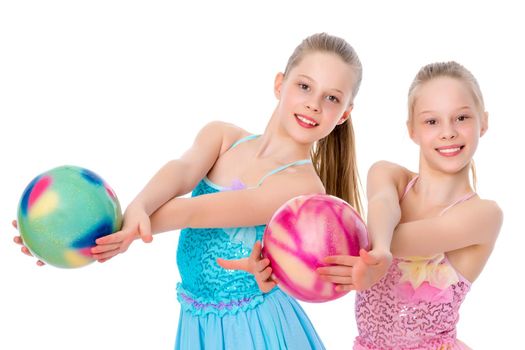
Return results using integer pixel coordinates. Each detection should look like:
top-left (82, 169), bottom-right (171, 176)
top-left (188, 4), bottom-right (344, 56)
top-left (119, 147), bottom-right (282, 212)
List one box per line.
top-left (354, 177), bottom-right (474, 349)
top-left (354, 256), bottom-right (471, 349)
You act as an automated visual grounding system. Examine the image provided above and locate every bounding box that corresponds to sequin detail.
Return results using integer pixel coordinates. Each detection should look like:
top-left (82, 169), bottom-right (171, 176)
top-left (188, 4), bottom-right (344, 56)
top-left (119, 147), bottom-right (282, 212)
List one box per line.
top-left (354, 257), bottom-right (471, 349)
top-left (176, 178), bottom-right (266, 316)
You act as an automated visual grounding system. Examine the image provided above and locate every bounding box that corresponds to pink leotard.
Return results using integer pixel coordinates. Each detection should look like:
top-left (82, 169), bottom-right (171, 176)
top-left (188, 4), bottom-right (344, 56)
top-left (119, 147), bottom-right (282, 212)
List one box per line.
top-left (354, 176), bottom-right (475, 350)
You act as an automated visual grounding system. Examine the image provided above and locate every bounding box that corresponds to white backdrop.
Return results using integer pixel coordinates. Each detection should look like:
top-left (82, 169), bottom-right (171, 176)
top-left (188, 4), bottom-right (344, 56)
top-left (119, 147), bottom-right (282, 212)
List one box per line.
top-left (1, 1), bottom-right (523, 349)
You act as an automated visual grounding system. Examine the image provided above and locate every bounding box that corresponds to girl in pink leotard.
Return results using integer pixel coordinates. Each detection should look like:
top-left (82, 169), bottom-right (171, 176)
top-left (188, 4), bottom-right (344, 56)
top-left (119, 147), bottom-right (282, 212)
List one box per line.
top-left (318, 61), bottom-right (503, 349)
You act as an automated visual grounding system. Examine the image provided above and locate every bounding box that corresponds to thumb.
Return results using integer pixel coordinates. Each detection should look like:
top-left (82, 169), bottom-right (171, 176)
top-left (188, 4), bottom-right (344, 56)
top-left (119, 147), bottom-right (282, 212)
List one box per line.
top-left (217, 257), bottom-right (250, 272)
top-left (360, 249), bottom-right (379, 265)
top-left (139, 220), bottom-right (153, 243)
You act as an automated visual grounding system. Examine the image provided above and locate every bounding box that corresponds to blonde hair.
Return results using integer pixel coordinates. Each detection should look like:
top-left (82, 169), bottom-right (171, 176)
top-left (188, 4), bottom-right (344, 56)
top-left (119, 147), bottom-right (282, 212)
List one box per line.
top-left (285, 33), bottom-right (363, 215)
top-left (407, 61), bottom-right (485, 189)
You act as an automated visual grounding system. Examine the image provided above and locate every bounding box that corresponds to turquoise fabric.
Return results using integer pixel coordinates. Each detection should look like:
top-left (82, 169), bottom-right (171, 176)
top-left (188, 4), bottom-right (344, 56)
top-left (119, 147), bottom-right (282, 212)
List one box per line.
top-left (175, 178), bottom-right (325, 349)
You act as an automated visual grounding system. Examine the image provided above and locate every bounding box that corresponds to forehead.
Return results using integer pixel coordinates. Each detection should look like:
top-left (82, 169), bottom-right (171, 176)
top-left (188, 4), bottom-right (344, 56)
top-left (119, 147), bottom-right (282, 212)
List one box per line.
top-left (288, 52), bottom-right (356, 93)
top-left (414, 77), bottom-right (478, 112)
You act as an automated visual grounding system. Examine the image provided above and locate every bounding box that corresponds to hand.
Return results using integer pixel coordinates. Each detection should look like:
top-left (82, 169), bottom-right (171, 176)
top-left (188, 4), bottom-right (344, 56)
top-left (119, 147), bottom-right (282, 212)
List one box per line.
top-left (217, 241), bottom-right (278, 293)
top-left (91, 206), bottom-right (153, 262)
top-left (317, 248), bottom-right (392, 292)
top-left (12, 220), bottom-right (45, 266)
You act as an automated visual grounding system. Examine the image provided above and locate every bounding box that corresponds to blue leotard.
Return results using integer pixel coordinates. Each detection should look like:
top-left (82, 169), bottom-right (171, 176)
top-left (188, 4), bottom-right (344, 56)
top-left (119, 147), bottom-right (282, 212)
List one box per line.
top-left (175, 135), bottom-right (325, 349)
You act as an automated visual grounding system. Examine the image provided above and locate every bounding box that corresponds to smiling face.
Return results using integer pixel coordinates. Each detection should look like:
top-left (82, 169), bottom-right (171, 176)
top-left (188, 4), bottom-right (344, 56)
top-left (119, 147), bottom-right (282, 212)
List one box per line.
top-left (408, 76), bottom-right (488, 174)
top-left (274, 51), bottom-right (357, 144)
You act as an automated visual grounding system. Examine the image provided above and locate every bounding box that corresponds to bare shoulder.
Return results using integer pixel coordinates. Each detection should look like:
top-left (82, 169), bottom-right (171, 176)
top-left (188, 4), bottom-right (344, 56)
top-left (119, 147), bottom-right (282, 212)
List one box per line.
top-left (199, 121), bottom-right (251, 154)
top-left (368, 160), bottom-right (415, 196)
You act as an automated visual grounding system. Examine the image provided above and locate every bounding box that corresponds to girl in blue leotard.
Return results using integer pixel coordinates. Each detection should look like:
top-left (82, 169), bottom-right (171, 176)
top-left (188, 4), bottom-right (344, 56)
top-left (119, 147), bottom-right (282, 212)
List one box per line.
top-left (36, 33), bottom-right (363, 350)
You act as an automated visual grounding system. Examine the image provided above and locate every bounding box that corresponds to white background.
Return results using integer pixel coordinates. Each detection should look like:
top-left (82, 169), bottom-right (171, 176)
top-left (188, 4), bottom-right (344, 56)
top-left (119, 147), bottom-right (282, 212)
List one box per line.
top-left (1, 1), bottom-right (523, 349)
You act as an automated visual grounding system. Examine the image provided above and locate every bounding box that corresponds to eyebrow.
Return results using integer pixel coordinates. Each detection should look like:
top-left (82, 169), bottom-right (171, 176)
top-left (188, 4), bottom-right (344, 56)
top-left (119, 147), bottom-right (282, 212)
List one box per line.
top-left (417, 105), bottom-right (473, 116)
top-left (297, 74), bottom-right (345, 95)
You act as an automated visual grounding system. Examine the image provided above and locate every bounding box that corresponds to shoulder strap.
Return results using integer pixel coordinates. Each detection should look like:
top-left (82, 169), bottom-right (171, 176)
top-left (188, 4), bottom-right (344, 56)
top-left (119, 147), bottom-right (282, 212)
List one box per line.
top-left (228, 134), bottom-right (260, 151)
top-left (439, 192), bottom-right (477, 216)
top-left (399, 176), bottom-right (419, 202)
top-left (254, 159), bottom-right (312, 188)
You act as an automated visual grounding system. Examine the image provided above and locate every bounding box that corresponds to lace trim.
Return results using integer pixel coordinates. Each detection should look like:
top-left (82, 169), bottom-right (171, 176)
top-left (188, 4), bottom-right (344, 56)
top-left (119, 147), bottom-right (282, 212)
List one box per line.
top-left (176, 283), bottom-right (266, 316)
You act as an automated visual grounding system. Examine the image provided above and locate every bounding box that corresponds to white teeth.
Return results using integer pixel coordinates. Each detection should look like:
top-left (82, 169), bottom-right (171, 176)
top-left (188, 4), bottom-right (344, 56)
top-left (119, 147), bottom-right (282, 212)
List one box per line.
top-left (296, 115), bottom-right (318, 126)
top-left (438, 147), bottom-right (461, 154)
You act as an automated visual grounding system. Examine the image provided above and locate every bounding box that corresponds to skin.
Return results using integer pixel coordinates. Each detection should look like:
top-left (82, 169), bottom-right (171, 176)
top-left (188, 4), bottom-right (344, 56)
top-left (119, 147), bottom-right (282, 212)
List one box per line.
top-left (317, 76), bottom-right (502, 291)
top-left (13, 51), bottom-right (358, 291)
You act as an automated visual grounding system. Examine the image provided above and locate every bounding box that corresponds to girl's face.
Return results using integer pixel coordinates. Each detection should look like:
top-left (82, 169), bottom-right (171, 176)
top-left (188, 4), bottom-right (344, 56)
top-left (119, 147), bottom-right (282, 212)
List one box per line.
top-left (274, 51), bottom-right (357, 144)
top-left (409, 77), bottom-right (488, 174)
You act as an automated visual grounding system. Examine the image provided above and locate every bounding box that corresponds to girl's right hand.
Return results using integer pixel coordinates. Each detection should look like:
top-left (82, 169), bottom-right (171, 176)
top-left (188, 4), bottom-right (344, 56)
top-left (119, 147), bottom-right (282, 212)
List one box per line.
top-left (91, 206), bottom-right (153, 262)
top-left (217, 241), bottom-right (278, 293)
top-left (12, 220), bottom-right (46, 266)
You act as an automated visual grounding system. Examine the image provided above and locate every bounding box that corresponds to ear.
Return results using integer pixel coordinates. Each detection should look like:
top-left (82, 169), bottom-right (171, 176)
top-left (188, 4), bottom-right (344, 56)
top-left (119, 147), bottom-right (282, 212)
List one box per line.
top-left (406, 119), bottom-right (419, 144)
top-left (337, 104), bottom-right (354, 125)
top-left (480, 111), bottom-right (489, 137)
top-left (274, 72), bottom-right (284, 99)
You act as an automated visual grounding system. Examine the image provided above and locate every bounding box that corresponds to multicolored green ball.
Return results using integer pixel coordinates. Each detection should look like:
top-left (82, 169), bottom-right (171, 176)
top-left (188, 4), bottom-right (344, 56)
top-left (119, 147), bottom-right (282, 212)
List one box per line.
top-left (17, 165), bottom-right (122, 268)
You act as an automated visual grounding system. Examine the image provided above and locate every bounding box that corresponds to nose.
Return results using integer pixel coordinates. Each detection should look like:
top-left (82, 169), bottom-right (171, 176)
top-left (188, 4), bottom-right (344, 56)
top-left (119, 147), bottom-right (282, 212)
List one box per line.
top-left (440, 122), bottom-right (458, 140)
top-left (305, 100), bottom-right (320, 113)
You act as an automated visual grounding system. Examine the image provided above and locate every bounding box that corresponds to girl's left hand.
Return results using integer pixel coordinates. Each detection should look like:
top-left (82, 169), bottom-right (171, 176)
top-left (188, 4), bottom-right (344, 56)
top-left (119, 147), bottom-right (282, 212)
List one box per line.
top-left (12, 220), bottom-right (46, 266)
top-left (217, 241), bottom-right (278, 293)
top-left (317, 248), bottom-right (392, 291)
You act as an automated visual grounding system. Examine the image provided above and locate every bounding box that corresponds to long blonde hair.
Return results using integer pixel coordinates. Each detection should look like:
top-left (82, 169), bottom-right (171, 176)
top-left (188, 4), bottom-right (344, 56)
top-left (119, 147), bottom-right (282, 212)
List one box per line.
top-left (407, 61), bottom-right (485, 189)
top-left (284, 33), bottom-right (363, 215)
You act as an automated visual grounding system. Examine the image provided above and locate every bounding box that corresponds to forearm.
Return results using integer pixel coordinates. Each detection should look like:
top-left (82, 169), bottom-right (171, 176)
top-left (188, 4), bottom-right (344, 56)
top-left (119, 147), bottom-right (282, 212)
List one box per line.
top-left (149, 191), bottom-right (269, 233)
top-left (367, 196), bottom-right (401, 252)
top-left (129, 160), bottom-right (198, 215)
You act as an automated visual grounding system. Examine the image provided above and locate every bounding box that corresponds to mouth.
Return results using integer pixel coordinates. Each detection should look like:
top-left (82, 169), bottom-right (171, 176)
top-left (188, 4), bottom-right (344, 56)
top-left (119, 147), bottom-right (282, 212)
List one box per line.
top-left (294, 114), bottom-right (319, 128)
top-left (435, 145), bottom-right (465, 157)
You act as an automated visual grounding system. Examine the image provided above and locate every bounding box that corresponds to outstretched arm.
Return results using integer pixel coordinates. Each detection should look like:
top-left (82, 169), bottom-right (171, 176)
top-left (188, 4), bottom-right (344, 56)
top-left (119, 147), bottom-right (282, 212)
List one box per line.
top-left (92, 121), bottom-right (240, 261)
top-left (94, 162), bottom-right (324, 260)
top-left (391, 199), bottom-right (503, 257)
top-left (318, 161), bottom-right (411, 290)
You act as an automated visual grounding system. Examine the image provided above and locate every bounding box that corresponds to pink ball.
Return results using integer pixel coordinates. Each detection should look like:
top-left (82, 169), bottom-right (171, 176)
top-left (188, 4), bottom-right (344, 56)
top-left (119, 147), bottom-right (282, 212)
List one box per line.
top-left (262, 194), bottom-right (369, 303)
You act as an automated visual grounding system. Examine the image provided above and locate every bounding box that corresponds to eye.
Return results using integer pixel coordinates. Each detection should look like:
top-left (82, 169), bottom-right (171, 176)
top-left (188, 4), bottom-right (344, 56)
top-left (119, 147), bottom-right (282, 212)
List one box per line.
top-left (456, 114), bottom-right (469, 122)
top-left (425, 119), bottom-right (437, 125)
top-left (326, 95), bottom-right (340, 103)
top-left (298, 83), bottom-right (310, 91)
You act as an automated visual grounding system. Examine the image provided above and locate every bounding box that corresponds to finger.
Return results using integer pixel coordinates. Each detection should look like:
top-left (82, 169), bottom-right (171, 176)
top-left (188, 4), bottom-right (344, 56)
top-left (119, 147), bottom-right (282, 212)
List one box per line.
top-left (91, 243), bottom-right (121, 254)
top-left (96, 229), bottom-right (129, 245)
top-left (139, 220), bottom-right (153, 243)
top-left (323, 255), bottom-right (358, 266)
top-left (21, 246), bottom-right (34, 257)
top-left (249, 241), bottom-right (263, 260)
top-left (335, 284), bottom-right (355, 292)
top-left (13, 236), bottom-right (23, 245)
top-left (92, 248), bottom-right (120, 261)
top-left (360, 249), bottom-right (379, 265)
top-left (36, 260), bottom-right (45, 266)
top-left (216, 257), bottom-right (250, 272)
top-left (320, 275), bottom-right (353, 284)
top-left (12, 220), bottom-right (18, 229)
top-left (257, 266), bottom-right (273, 282)
top-left (317, 265), bottom-right (353, 276)
top-left (255, 258), bottom-right (271, 272)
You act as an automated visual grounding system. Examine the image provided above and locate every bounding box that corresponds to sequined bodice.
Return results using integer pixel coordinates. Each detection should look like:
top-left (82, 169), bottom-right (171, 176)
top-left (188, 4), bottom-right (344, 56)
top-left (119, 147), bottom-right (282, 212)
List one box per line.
top-left (176, 178), bottom-right (266, 316)
top-left (354, 255), bottom-right (471, 349)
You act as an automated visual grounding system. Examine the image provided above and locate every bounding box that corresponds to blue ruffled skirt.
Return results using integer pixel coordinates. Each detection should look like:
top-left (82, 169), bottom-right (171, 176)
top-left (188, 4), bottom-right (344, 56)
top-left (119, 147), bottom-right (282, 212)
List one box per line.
top-left (175, 288), bottom-right (325, 350)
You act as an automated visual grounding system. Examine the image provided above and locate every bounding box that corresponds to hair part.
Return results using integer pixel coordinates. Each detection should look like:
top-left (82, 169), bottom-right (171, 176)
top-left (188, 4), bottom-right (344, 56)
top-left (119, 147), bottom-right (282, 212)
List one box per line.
top-left (407, 61), bottom-right (485, 190)
top-left (286, 33), bottom-right (364, 214)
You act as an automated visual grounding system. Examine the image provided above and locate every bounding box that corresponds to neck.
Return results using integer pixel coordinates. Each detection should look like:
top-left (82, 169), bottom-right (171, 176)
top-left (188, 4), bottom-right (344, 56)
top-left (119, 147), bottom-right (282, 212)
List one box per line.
top-left (415, 158), bottom-right (474, 206)
top-left (255, 109), bottom-right (312, 162)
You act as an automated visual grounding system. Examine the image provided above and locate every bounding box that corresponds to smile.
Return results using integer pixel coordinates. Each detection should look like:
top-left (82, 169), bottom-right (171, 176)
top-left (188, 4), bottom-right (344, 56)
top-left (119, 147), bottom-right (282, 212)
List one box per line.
top-left (295, 114), bottom-right (319, 127)
top-left (435, 145), bottom-right (465, 157)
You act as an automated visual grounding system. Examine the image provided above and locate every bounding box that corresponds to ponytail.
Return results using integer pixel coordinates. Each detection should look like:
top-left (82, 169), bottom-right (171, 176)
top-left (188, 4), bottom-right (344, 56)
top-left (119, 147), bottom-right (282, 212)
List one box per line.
top-left (311, 120), bottom-right (363, 216)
